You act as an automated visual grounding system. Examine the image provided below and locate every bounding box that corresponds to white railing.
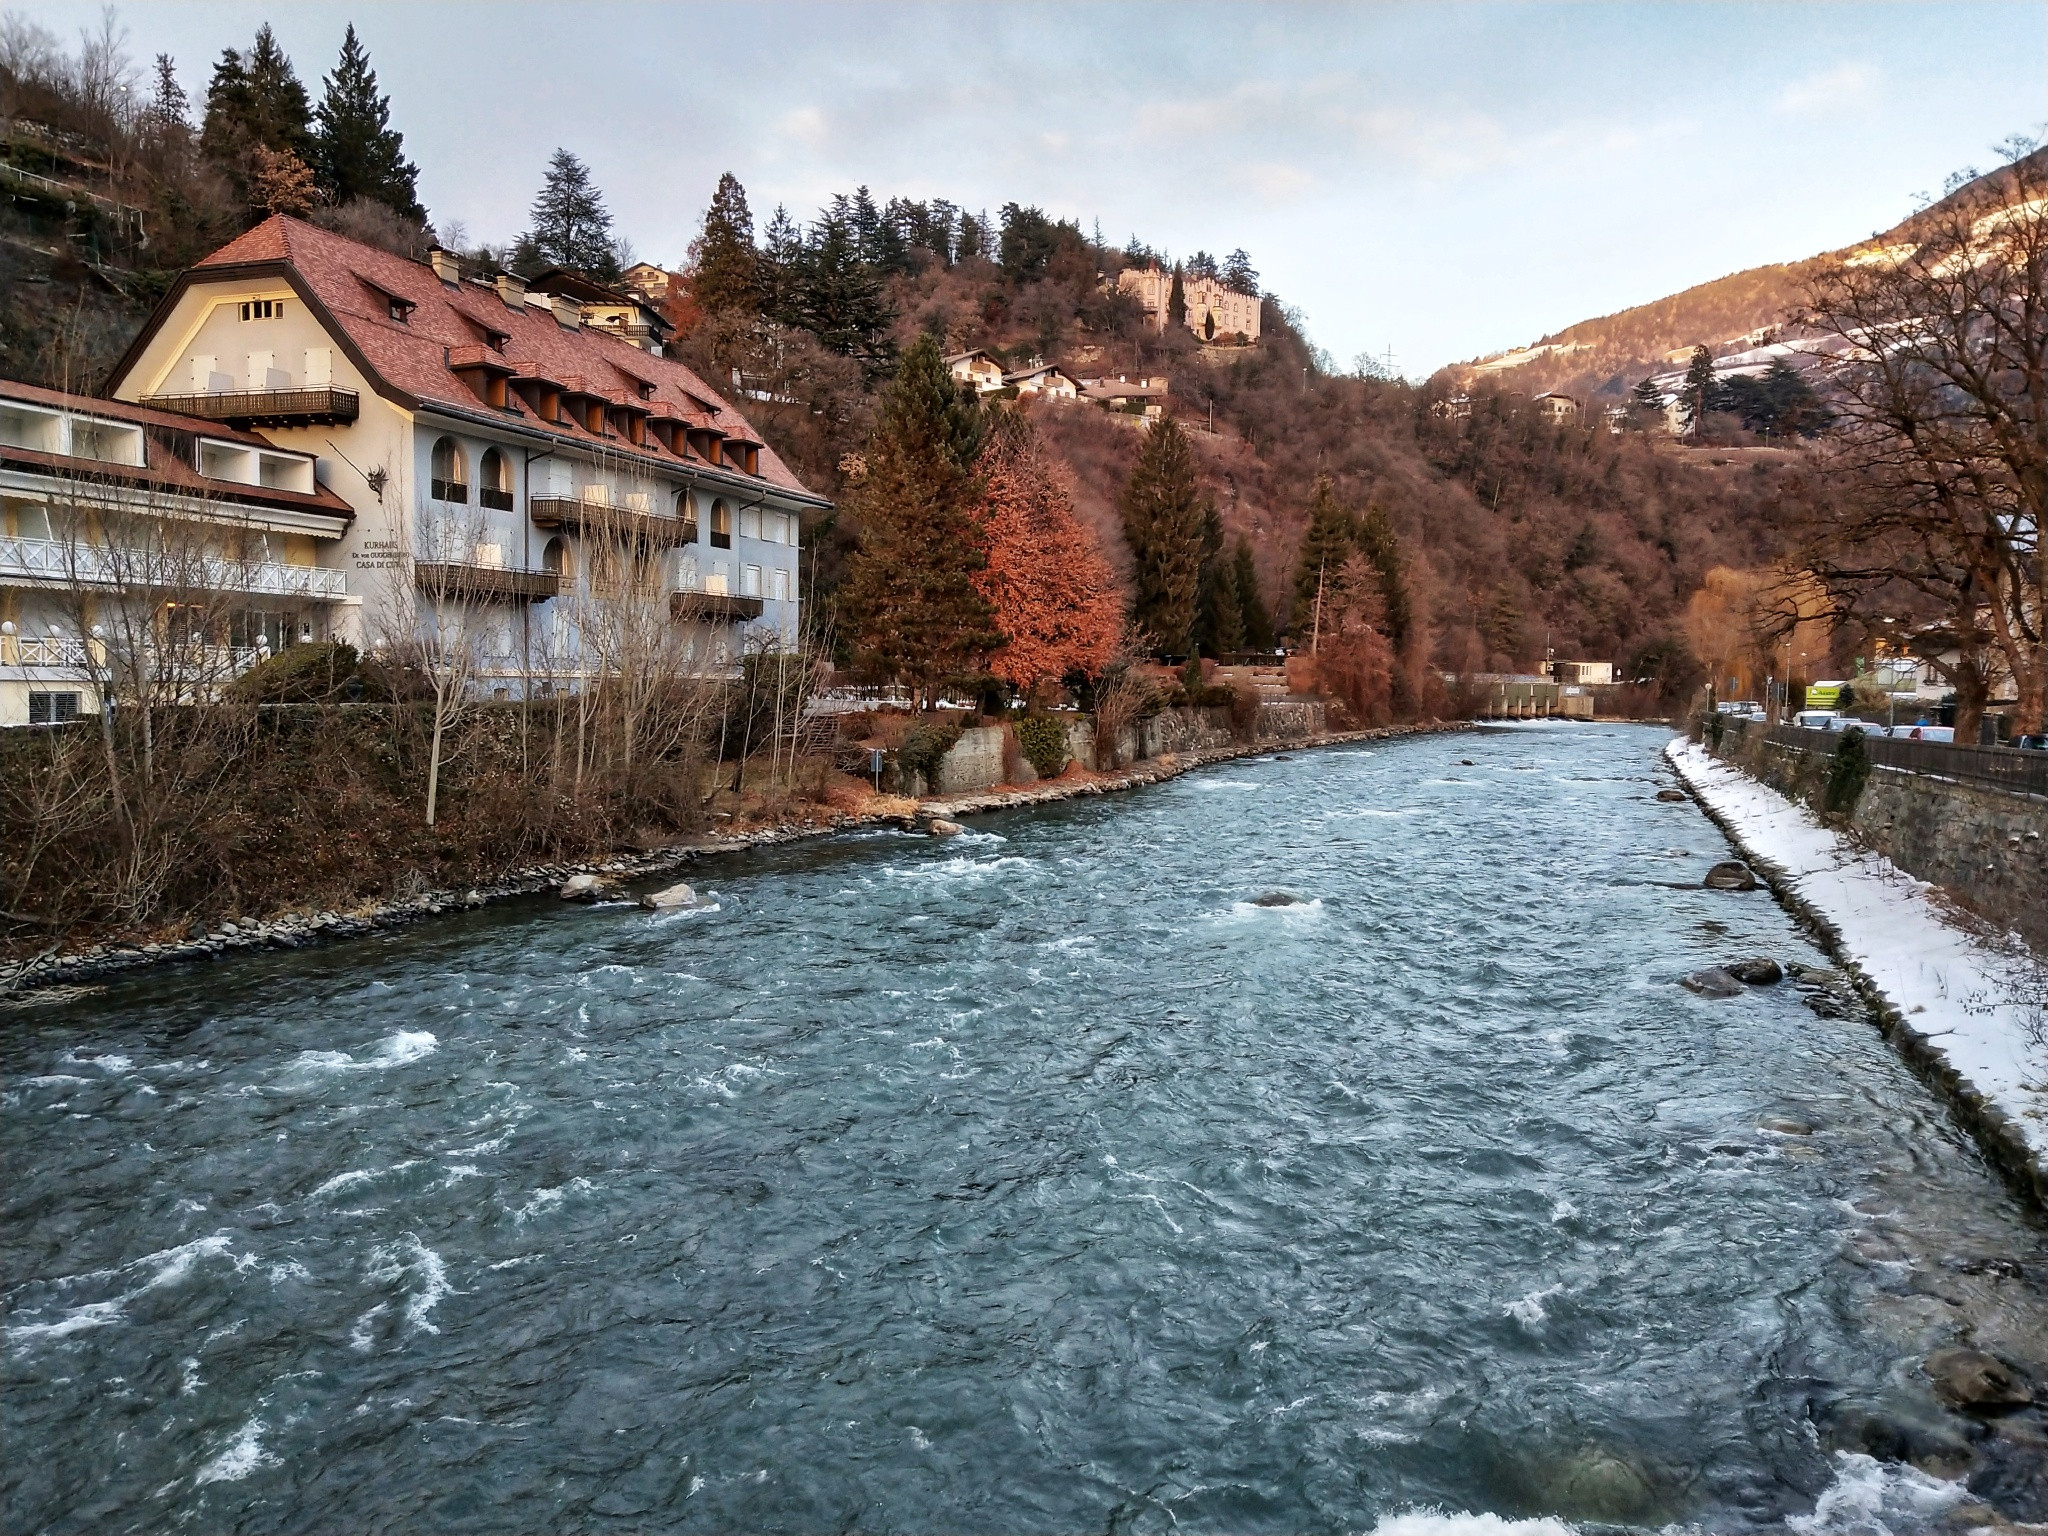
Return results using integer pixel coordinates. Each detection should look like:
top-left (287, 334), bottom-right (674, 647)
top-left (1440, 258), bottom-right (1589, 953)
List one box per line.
top-left (0, 537), bottom-right (348, 600)
top-left (0, 635), bottom-right (91, 668)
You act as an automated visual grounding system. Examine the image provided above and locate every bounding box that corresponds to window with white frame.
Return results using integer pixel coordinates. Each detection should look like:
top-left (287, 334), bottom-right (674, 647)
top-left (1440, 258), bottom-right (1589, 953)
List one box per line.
top-left (705, 562), bottom-right (729, 595)
top-left (739, 506), bottom-right (761, 540)
top-left (771, 567), bottom-right (790, 601)
top-left (742, 564), bottom-right (762, 598)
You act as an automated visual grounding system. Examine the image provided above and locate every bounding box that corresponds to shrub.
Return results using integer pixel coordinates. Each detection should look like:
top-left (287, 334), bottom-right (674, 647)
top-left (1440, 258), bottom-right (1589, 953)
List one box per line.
top-left (228, 641), bottom-right (362, 703)
top-left (1013, 715), bottom-right (1069, 778)
top-left (1823, 725), bottom-right (1871, 815)
top-left (896, 718), bottom-right (963, 788)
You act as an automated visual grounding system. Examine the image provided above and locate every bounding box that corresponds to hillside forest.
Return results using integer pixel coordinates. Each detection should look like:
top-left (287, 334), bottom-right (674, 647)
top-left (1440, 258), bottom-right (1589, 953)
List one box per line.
top-left (0, 13), bottom-right (1998, 722)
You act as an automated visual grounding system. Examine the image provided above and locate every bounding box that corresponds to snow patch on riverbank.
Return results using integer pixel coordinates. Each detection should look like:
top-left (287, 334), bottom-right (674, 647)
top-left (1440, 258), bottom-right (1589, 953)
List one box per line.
top-left (1666, 739), bottom-right (2048, 1179)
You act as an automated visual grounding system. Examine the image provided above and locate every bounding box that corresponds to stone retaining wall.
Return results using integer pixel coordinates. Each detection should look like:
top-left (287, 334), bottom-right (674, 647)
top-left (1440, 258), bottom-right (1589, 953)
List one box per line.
top-left (1709, 728), bottom-right (2048, 952)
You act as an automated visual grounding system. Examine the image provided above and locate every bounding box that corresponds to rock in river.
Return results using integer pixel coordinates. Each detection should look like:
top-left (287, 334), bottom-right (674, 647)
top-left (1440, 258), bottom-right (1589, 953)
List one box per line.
top-left (927, 819), bottom-right (964, 838)
top-left (1725, 957), bottom-right (1784, 985)
top-left (1681, 967), bottom-right (1746, 998)
top-left (559, 873), bottom-right (614, 902)
top-left (1656, 788), bottom-right (1688, 802)
top-left (1251, 892), bottom-right (1303, 907)
top-left (1703, 861), bottom-right (1759, 891)
top-left (1923, 1347), bottom-right (2035, 1411)
top-left (641, 882), bottom-right (699, 911)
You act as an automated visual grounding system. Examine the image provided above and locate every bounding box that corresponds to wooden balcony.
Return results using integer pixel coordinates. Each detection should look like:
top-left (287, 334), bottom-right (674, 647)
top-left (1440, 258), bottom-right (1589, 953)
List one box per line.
top-left (529, 496), bottom-right (694, 546)
top-left (138, 387), bottom-right (360, 427)
top-left (414, 561), bottom-right (560, 602)
top-left (670, 590), bottom-right (764, 623)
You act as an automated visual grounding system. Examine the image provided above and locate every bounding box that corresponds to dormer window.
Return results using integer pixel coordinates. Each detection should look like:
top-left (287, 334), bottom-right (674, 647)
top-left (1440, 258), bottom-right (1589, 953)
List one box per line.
top-left (390, 297), bottom-right (415, 323)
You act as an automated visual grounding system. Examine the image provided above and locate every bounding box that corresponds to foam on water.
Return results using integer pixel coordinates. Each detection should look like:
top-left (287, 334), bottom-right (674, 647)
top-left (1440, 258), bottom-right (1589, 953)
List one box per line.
top-left (285, 1030), bottom-right (438, 1078)
top-left (363, 1235), bottom-right (452, 1334)
top-left (1369, 1514), bottom-right (1579, 1536)
top-left (193, 1417), bottom-right (278, 1485)
top-left (5, 1233), bottom-right (239, 1344)
top-left (1787, 1453), bottom-right (1968, 1536)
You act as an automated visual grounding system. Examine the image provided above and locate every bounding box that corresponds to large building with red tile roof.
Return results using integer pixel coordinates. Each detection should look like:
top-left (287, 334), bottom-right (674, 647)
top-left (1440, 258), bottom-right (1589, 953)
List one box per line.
top-left (101, 215), bottom-right (828, 685)
top-left (1, 378), bottom-right (355, 725)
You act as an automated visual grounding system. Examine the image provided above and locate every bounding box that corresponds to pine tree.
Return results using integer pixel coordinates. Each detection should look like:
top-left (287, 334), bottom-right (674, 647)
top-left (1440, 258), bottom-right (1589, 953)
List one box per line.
top-left (1120, 416), bottom-right (1207, 657)
top-left (692, 172), bottom-right (759, 315)
top-left (145, 54), bottom-right (188, 138)
top-left (1354, 505), bottom-right (1412, 654)
top-left (200, 27), bottom-right (312, 211)
top-left (517, 149), bottom-right (620, 279)
top-left (1628, 375), bottom-right (1667, 428)
top-left (1190, 501), bottom-right (1239, 657)
top-left (759, 204), bottom-right (804, 326)
top-left (795, 209), bottom-right (896, 376)
top-left (1222, 248), bottom-right (1259, 296)
top-left (311, 25), bottom-right (422, 220)
top-left (1681, 345), bottom-right (1716, 433)
top-left (840, 335), bottom-right (999, 706)
top-left (1167, 263), bottom-right (1187, 329)
top-left (1292, 475), bottom-right (1357, 636)
top-left (1233, 538), bottom-right (1274, 651)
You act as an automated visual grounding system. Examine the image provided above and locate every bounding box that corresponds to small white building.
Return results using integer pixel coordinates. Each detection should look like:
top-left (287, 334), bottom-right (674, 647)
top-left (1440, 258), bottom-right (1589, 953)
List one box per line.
top-left (1003, 363), bottom-right (1082, 400)
top-left (945, 350), bottom-right (1008, 394)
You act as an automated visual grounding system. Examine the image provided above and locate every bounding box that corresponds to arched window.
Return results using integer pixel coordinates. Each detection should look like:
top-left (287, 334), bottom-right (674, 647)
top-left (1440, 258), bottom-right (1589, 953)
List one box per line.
top-left (677, 489), bottom-right (699, 542)
top-left (709, 498), bottom-right (732, 549)
top-left (542, 536), bottom-right (572, 581)
top-left (478, 447), bottom-right (513, 510)
top-left (430, 437), bottom-right (468, 502)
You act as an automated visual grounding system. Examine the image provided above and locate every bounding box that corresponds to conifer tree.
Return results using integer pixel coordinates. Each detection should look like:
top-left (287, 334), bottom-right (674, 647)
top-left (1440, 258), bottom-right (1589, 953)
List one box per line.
top-left (516, 149), bottom-right (621, 279)
top-left (1233, 538), bottom-right (1274, 651)
top-left (1167, 263), bottom-right (1187, 329)
top-left (1628, 375), bottom-right (1667, 429)
top-left (692, 172), bottom-right (759, 315)
top-left (1222, 248), bottom-right (1259, 296)
top-left (1681, 345), bottom-right (1716, 433)
top-left (1191, 501), bottom-right (1239, 657)
top-left (311, 25), bottom-right (422, 220)
top-left (841, 335), bottom-right (999, 706)
top-left (759, 204), bottom-right (804, 326)
top-left (795, 209), bottom-right (895, 376)
top-left (145, 54), bottom-right (188, 137)
top-left (970, 409), bottom-right (1121, 697)
top-left (1293, 475), bottom-right (1357, 635)
top-left (201, 26), bottom-right (313, 203)
top-left (1354, 505), bottom-right (1411, 654)
top-left (1120, 416), bottom-right (1207, 657)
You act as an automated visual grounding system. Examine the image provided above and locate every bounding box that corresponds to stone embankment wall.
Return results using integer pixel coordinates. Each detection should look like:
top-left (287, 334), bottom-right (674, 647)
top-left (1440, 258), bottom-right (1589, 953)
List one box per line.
top-left (928, 706), bottom-right (1310, 797)
top-left (1708, 730), bottom-right (2048, 952)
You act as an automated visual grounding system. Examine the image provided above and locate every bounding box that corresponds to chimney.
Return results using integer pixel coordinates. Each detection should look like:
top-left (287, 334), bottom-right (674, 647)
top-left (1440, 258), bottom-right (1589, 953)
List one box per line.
top-left (428, 247), bottom-right (461, 286)
top-left (494, 272), bottom-right (527, 308)
top-left (548, 294), bottom-right (582, 331)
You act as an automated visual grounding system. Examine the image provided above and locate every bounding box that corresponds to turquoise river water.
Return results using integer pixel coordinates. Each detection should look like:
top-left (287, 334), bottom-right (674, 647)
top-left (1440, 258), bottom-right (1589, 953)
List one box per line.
top-left (4, 723), bottom-right (2045, 1534)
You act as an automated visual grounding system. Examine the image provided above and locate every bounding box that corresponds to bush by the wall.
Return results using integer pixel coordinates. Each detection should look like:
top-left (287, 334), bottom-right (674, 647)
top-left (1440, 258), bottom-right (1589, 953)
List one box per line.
top-left (1823, 725), bottom-right (1872, 815)
top-left (896, 719), bottom-right (964, 787)
top-left (1013, 715), bottom-right (1069, 779)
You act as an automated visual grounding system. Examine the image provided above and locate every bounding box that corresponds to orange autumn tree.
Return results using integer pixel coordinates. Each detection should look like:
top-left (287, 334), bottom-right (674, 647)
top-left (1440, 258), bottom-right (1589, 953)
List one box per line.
top-left (970, 408), bottom-right (1122, 701)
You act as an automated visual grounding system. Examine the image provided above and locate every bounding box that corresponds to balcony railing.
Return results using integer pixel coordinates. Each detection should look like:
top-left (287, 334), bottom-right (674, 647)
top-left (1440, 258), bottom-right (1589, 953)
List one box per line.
top-left (670, 589), bottom-right (764, 623)
top-left (529, 496), bottom-right (694, 546)
top-left (0, 536), bottom-right (348, 599)
top-left (137, 387), bottom-right (361, 427)
top-left (0, 636), bottom-right (270, 674)
top-left (0, 634), bottom-right (91, 668)
top-left (414, 561), bottom-right (561, 602)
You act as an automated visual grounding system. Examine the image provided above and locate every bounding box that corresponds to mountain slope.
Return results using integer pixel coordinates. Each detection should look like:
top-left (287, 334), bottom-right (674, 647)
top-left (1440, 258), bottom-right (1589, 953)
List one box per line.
top-left (1442, 148), bottom-right (2047, 403)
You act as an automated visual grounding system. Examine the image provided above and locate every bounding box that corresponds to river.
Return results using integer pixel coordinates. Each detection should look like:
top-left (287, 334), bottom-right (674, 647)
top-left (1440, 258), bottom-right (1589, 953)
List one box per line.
top-left (4, 723), bottom-right (2044, 1534)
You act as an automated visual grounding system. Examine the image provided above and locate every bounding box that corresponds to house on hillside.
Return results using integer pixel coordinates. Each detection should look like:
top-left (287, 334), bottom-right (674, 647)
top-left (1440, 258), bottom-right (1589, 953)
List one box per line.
top-left (523, 266), bottom-right (673, 354)
top-left (0, 378), bottom-right (355, 726)
top-left (945, 350), bottom-right (1007, 394)
top-left (1078, 374), bottom-right (1168, 417)
top-left (1116, 266), bottom-right (1261, 344)
top-left (96, 216), bottom-right (829, 696)
top-left (1532, 392), bottom-right (1580, 424)
top-left (619, 262), bottom-right (678, 304)
top-left (1003, 363), bottom-right (1082, 400)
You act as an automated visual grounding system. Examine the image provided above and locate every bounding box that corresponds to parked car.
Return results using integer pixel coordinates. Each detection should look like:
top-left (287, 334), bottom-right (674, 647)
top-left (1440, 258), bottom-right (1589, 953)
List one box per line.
top-left (1714, 700), bottom-right (1764, 717)
top-left (1792, 710), bottom-right (1847, 731)
top-left (1895, 724), bottom-right (1955, 742)
top-left (2009, 734), bottom-right (2046, 751)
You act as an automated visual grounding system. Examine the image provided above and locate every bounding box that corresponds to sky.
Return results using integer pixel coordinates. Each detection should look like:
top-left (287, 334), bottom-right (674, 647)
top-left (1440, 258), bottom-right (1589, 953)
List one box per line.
top-left (26, 1), bottom-right (2048, 376)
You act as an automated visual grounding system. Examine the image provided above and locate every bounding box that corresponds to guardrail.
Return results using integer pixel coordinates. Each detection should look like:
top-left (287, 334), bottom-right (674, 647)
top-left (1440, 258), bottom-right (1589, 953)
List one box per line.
top-left (1722, 718), bottom-right (2048, 800)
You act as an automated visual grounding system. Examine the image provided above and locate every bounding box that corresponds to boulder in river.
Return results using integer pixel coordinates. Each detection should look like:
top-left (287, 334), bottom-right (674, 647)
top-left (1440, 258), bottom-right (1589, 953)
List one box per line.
top-left (1703, 861), bottom-right (1759, 891)
top-left (1459, 759), bottom-right (1476, 767)
top-left (1923, 1347), bottom-right (2035, 1411)
top-left (1725, 957), bottom-right (1784, 985)
top-left (1759, 1116), bottom-right (1815, 1136)
top-left (1656, 788), bottom-right (1688, 802)
top-left (1251, 892), bottom-right (1302, 907)
top-left (641, 882), bottom-right (699, 911)
top-left (927, 819), bottom-right (964, 838)
top-left (1538, 1445), bottom-right (1657, 1521)
top-left (1681, 967), bottom-right (1746, 998)
top-left (559, 873), bottom-right (614, 902)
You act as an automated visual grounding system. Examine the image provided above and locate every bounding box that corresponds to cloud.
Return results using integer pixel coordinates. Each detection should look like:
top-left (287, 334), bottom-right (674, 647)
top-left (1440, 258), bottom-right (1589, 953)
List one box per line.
top-left (777, 106), bottom-right (829, 147)
top-left (1776, 62), bottom-right (1881, 116)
